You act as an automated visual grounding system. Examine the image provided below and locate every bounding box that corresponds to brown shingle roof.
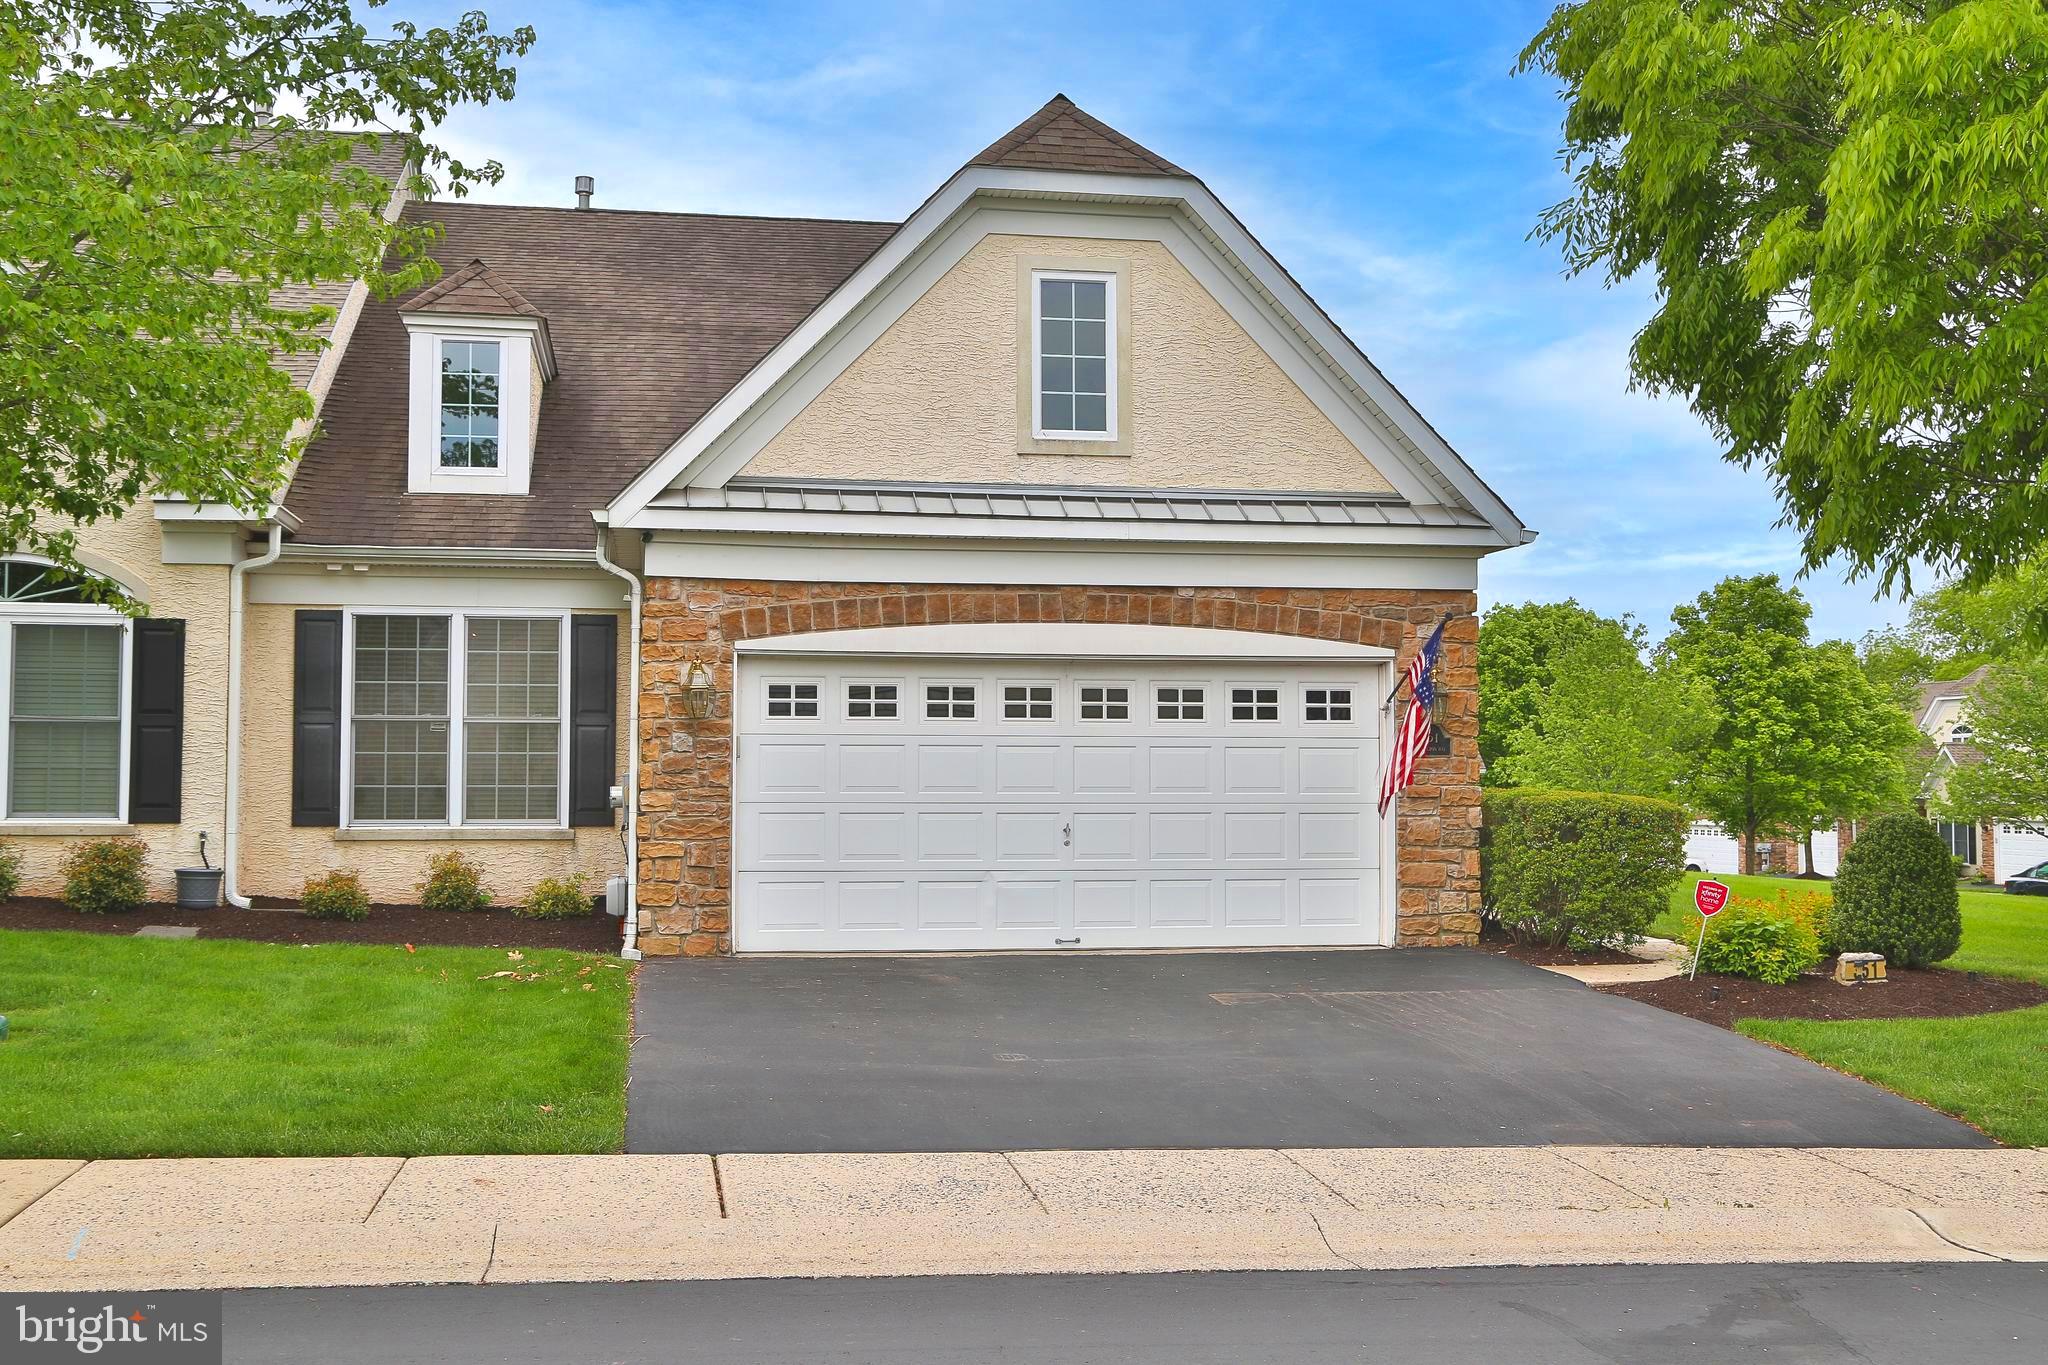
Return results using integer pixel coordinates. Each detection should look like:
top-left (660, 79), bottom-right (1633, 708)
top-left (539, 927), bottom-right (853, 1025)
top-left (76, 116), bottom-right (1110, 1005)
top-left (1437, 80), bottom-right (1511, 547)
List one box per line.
top-left (968, 94), bottom-right (1186, 177)
top-left (400, 257), bottom-right (542, 318)
top-left (272, 130), bottom-right (414, 389)
top-left (285, 200), bottom-right (897, 548)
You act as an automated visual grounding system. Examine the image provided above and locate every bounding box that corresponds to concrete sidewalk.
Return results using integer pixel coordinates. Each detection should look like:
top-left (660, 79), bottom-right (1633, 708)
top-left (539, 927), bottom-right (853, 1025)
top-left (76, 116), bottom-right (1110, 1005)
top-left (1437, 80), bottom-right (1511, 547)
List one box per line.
top-left (1, 1148), bottom-right (2042, 1292)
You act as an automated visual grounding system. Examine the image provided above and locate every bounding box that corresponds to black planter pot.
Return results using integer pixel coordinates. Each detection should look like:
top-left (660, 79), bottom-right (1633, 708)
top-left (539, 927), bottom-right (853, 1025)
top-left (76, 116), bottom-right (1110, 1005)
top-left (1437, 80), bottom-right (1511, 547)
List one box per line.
top-left (174, 867), bottom-right (224, 910)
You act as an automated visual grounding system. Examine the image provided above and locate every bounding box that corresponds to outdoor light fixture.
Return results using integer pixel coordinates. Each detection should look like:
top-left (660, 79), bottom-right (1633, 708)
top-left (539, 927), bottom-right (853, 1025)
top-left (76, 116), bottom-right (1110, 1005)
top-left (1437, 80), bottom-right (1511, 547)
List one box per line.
top-left (681, 660), bottom-right (719, 721)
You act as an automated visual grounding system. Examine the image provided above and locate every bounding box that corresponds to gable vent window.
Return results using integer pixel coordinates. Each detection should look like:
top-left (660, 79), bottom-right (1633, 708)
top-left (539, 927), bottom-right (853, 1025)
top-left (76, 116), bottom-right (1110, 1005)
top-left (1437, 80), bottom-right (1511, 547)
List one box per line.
top-left (1305, 688), bottom-right (1353, 723)
top-left (766, 682), bottom-right (819, 719)
top-left (1035, 274), bottom-right (1113, 438)
top-left (438, 339), bottom-right (502, 469)
top-left (846, 682), bottom-right (898, 720)
top-left (926, 683), bottom-right (976, 720)
top-left (1079, 685), bottom-right (1129, 721)
top-left (1231, 687), bottom-right (1279, 722)
top-left (1003, 684), bottom-right (1054, 721)
top-left (1156, 686), bottom-right (1204, 721)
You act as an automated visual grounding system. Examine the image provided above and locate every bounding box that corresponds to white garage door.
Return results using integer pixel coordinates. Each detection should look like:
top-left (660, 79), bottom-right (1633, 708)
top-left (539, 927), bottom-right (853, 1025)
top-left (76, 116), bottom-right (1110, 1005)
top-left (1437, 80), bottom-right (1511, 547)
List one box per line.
top-left (1685, 821), bottom-right (1740, 874)
top-left (1996, 822), bottom-right (2048, 883)
top-left (734, 655), bottom-right (1388, 952)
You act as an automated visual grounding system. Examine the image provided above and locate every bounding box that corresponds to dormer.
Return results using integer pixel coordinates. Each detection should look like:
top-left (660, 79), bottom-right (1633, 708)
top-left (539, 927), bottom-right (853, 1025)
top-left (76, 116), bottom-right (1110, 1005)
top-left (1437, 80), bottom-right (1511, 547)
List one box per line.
top-left (399, 259), bottom-right (556, 496)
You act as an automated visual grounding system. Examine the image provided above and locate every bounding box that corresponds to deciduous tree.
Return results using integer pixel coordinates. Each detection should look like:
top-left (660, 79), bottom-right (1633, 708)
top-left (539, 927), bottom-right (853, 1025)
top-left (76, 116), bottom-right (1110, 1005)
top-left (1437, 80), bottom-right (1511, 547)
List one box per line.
top-left (0, 1), bottom-right (535, 596)
top-left (1521, 1), bottom-right (2048, 604)
top-left (1476, 599), bottom-right (1639, 780)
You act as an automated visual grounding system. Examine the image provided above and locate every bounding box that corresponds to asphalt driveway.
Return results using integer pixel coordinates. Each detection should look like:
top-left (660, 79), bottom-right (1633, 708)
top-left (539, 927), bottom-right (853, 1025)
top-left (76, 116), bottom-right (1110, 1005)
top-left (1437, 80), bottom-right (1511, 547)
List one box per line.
top-left (626, 949), bottom-right (1987, 1152)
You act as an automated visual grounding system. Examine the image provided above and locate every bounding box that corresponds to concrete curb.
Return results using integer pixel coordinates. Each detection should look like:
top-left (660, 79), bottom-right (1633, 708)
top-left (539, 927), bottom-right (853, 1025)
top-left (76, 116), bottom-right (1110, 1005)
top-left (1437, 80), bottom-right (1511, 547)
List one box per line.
top-left (1, 1147), bottom-right (2039, 1292)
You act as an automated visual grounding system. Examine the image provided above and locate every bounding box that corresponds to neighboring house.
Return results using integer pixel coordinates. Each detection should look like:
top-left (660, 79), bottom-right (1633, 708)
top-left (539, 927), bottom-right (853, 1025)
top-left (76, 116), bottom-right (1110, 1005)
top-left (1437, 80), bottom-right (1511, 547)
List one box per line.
top-left (1680, 820), bottom-right (1839, 878)
top-left (1913, 669), bottom-right (2048, 883)
top-left (8, 96), bottom-right (1531, 955)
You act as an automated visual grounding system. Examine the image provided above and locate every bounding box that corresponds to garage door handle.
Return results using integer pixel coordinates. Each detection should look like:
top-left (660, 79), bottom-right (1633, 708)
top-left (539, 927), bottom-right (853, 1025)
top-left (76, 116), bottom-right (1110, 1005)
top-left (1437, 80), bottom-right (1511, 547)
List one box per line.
top-left (1055, 937), bottom-right (1080, 946)
top-left (1062, 822), bottom-right (1072, 846)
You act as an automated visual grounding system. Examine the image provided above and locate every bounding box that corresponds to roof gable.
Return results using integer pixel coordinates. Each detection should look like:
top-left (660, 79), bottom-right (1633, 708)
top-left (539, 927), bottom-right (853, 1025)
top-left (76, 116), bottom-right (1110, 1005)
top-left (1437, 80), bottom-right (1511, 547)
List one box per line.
top-left (969, 94), bottom-right (1186, 177)
top-left (401, 257), bottom-right (542, 318)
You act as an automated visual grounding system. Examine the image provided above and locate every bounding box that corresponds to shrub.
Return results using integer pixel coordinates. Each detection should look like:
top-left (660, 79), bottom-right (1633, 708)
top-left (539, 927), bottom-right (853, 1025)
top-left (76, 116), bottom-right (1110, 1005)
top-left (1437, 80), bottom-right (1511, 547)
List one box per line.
top-left (517, 873), bottom-right (591, 920)
top-left (60, 838), bottom-right (147, 914)
top-left (1689, 906), bottom-right (1823, 984)
top-left (301, 870), bottom-right (371, 921)
top-left (0, 840), bottom-right (20, 901)
top-left (1831, 814), bottom-right (1963, 968)
top-left (419, 850), bottom-right (493, 913)
top-left (1482, 789), bottom-right (1688, 949)
top-left (1727, 886), bottom-right (1836, 955)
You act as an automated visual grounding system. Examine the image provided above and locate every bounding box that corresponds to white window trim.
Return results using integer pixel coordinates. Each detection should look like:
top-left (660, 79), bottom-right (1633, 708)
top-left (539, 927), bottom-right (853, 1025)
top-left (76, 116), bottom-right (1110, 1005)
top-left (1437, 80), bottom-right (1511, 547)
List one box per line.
top-left (340, 607), bottom-right (569, 831)
top-left (1227, 682), bottom-right (1283, 724)
top-left (401, 315), bottom-right (541, 497)
top-left (1076, 681), bottom-right (1135, 724)
top-left (921, 678), bottom-right (980, 723)
top-left (1029, 269), bottom-right (1119, 443)
top-left (843, 677), bottom-right (905, 722)
top-left (1152, 681), bottom-right (1207, 724)
top-left (1303, 685), bottom-right (1358, 725)
top-left (0, 606), bottom-right (131, 825)
top-left (997, 678), bottom-right (1059, 725)
top-left (762, 677), bottom-right (825, 724)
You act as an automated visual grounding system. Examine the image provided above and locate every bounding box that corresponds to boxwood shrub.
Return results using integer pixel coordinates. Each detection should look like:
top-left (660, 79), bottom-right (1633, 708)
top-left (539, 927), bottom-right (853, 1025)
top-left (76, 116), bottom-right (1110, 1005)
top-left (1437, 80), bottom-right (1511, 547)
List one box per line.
top-left (1830, 814), bottom-right (1962, 968)
top-left (516, 873), bottom-right (590, 920)
top-left (1482, 789), bottom-right (1687, 949)
top-left (60, 838), bottom-right (148, 914)
top-left (301, 869), bottom-right (372, 921)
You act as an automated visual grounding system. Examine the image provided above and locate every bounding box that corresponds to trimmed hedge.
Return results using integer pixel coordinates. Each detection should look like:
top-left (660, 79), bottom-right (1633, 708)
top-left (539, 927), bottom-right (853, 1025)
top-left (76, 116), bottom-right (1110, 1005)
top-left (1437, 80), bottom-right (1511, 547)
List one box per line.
top-left (1482, 789), bottom-right (1688, 949)
top-left (1831, 814), bottom-right (1962, 968)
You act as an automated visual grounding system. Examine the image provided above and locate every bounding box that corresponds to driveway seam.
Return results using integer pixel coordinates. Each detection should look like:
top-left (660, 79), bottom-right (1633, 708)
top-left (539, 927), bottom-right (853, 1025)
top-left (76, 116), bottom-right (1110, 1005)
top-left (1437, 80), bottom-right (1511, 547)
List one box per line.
top-left (1550, 1149), bottom-right (1660, 1205)
top-left (1001, 1152), bottom-right (1050, 1215)
top-left (1803, 1148), bottom-right (1923, 1202)
top-left (1277, 1149), bottom-right (1360, 1211)
top-left (480, 1219), bottom-right (500, 1283)
top-left (362, 1158), bottom-right (407, 1224)
top-left (1909, 1209), bottom-right (2012, 1263)
top-left (711, 1155), bottom-right (729, 1219)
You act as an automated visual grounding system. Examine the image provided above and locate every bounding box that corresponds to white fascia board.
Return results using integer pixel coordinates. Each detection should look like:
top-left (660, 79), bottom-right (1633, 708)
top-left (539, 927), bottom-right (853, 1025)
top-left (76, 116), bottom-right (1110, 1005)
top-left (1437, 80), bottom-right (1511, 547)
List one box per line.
top-left (150, 498), bottom-right (303, 531)
top-left (605, 165), bottom-right (1528, 545)
top-left (274, 543), bottom-right (600, 567)
top-left (645, 534), bottom-right (1480, 591)
top-left (627, 506), bottom-right (1512, 550)
top-left (736, 622), bottom-right (1397, 662)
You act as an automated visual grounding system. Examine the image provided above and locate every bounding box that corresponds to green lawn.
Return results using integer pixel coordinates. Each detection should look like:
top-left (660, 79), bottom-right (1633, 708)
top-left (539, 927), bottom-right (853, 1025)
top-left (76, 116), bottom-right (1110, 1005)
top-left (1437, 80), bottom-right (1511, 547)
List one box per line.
top-left (1649, 872), bottom-right (2043, 982)
top-left (1649, 872), bottom-right (2047, 1146)
top-left (0, 930), bottom-right (630, 1159)
top-left (1741, 1007), bottom-right (2048, 1147)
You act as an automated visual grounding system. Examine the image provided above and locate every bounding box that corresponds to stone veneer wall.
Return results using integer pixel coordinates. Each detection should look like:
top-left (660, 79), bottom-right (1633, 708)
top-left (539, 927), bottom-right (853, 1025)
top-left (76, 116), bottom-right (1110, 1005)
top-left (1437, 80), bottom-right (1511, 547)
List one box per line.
top-left (635, 579), bottom-right (1480, 956)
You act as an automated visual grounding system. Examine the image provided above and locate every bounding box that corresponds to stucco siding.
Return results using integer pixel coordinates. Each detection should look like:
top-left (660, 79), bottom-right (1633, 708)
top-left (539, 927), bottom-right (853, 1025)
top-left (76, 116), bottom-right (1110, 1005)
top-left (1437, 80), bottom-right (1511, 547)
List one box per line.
top-left (737, 233), bottom-right (1398, 493)
top-left (235, 599), bottom-right (629, 905)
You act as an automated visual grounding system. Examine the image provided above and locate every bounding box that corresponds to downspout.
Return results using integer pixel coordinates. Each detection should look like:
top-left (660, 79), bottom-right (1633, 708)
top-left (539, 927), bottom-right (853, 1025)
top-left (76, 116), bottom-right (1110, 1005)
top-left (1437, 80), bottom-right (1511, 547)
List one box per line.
top-left (593, 519), bottom-right (643, 960)
top-left (224, 521), bottom-right (284, 908)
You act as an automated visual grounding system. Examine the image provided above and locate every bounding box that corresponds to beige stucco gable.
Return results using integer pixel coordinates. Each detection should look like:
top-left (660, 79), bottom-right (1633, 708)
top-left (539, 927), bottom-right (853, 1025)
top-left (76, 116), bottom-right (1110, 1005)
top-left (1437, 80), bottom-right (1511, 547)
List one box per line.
top-left (737, 232), bottom-right (1398, 493)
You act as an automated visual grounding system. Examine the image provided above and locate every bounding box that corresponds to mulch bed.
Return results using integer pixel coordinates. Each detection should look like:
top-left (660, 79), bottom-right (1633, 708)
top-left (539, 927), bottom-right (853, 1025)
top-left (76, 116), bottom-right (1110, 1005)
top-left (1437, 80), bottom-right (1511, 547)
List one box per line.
top-left (0, 896), bottom-right (624, 952)
top-left (1598, 965), bottom-right (2048, 1031)
top-left (1477, 921), bottom-right (1642, 967)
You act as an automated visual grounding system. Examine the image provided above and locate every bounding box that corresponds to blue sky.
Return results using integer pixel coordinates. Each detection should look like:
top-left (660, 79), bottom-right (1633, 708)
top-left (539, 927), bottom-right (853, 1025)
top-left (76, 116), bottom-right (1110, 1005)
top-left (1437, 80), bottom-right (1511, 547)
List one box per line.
top-left (400, 0), bottom-right (1912, 645)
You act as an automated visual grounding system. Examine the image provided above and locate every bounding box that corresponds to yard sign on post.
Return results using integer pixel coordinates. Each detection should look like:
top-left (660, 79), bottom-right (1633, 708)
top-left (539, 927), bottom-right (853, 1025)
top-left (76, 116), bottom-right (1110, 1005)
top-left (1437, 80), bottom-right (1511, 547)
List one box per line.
top-left (1689, 879), bottom-right (1730, 981)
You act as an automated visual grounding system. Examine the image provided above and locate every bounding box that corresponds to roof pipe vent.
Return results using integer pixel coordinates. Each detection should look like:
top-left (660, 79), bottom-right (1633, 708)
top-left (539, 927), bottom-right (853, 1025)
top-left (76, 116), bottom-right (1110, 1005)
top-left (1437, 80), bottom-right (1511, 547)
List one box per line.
top-left (574, 175), bottom-right (594, 210)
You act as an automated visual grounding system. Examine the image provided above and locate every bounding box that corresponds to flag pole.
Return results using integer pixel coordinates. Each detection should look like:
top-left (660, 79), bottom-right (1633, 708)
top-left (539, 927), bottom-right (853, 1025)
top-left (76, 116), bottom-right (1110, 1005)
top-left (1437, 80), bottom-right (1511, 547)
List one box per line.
top-left (1382, 613), bottom-right (1456, 707)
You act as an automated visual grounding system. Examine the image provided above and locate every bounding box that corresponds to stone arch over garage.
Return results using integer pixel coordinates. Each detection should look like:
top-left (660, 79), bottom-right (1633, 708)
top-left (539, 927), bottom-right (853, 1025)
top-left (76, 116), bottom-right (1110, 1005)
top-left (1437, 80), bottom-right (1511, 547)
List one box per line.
top-left (635, 578), bottom-right (1479, 955)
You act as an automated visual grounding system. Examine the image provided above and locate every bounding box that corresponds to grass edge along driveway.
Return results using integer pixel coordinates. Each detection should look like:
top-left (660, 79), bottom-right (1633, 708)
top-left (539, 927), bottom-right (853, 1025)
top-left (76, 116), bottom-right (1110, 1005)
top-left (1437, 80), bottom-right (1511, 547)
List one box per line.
top-left (1654, 872), bottom-right (2046, 1147)
top-left (0, 930), bottom-right (630, 1159)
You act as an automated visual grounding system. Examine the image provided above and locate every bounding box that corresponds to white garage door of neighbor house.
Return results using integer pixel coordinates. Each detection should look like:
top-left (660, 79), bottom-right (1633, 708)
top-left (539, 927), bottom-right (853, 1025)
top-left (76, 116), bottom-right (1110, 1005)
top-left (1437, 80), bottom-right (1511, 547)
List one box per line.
top-left (1996, 823), bottom-right (2048, 883)
top-left (1685, 821), bottom-right (1741, 874)
top-left (734, 656), bottom-right (1389, 952)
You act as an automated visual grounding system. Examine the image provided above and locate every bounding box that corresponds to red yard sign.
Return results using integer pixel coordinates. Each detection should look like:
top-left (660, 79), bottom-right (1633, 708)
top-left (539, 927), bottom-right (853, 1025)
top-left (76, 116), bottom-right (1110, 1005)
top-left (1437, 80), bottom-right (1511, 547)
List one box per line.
top-left (1694, 879), bottom-right (1731, 917)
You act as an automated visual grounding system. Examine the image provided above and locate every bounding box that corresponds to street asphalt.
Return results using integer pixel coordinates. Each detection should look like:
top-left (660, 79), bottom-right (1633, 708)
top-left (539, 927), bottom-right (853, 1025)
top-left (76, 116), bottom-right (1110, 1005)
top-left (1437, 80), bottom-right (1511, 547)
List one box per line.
top-left (223, 1263), bottom-right (2046, 1364)
top-left (627, 948), bottom-right (1987, 1151)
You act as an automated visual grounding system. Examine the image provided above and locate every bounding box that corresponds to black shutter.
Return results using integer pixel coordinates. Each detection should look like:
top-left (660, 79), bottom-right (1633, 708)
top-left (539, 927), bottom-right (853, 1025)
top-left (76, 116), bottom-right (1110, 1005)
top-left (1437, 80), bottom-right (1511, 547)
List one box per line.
top-left (292, 609), bottom-right (344, 827)
top-left (568, 614), bottom-right (618, 827)
top-left (128, 618), bottom-right (185, 823)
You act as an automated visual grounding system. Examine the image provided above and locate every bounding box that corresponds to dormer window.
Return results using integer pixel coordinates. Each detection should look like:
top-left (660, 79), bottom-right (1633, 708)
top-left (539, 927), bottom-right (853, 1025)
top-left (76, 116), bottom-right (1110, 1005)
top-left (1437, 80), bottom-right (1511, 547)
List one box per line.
top-left (438, 340), bottom-right (502, 469)
top-left (398, 258), bottom-right (555, 497)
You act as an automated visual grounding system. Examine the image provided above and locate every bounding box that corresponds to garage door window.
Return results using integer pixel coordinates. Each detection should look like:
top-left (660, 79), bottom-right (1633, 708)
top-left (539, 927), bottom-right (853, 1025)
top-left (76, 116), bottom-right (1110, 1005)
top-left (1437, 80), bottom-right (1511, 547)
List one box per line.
top-left (925, 683), bottom-right (976, 720)
top-left (1155, 685), bottom-right (1203, 721)
top-left (1305, 688), bottom-right (1353, 723)
top-left (1230, 686), bottom-right (1279, 722)
top-left (1002, 683), bottom-right (1054, 721)
top-left (846, 682), bottom-right (898, 719)
top-left (766, 681), bottom-right (819, 719)
top-left (1078, 685), bottom-right (1129, 721)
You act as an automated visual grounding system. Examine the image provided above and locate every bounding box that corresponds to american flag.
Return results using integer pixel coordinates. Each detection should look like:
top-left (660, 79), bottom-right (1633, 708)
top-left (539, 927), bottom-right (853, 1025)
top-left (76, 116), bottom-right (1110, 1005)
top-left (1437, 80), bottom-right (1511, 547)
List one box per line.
top-left (1378, 619), bottom-right (1447, 816)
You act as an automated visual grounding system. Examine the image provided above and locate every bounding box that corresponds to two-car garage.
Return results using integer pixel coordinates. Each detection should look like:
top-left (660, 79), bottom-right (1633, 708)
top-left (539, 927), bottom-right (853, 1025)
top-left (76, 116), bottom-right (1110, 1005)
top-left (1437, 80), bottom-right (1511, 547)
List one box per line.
top-left (730, 627), bottom-right (1394, 952)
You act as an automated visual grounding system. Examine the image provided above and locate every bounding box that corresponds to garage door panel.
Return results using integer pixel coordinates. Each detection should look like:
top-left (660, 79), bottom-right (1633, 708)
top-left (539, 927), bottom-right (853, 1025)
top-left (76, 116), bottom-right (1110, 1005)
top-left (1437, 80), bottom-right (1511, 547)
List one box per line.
top-left (735, 657), bottom-right (1387, 951)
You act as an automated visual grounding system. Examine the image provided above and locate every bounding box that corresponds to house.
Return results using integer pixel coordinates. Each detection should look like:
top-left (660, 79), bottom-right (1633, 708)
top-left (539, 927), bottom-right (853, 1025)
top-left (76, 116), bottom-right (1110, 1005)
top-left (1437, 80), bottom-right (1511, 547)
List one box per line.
top-left (5, 96), bottom-right (1531, 955)
top-left (1912, 668), bottom-right (2047, 882)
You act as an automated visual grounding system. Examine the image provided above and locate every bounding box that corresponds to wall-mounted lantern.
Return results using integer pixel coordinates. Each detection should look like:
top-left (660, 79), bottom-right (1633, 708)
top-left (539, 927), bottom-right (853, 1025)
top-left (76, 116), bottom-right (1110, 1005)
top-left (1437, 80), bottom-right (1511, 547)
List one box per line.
top-left (681, 660), bottom-right (720, 721)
